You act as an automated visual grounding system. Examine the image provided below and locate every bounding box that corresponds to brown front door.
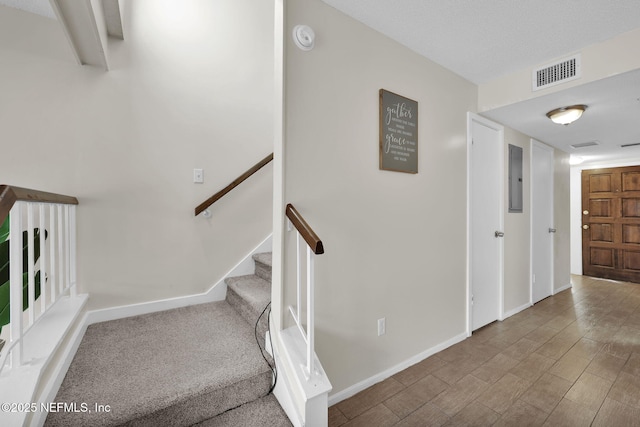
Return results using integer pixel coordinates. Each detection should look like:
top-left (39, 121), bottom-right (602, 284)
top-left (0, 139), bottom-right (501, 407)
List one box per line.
top-left (582, 166), bottom-right (640, 283)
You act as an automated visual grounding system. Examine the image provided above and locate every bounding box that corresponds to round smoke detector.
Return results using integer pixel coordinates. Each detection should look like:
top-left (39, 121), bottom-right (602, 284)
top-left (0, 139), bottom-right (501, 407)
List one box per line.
top-left (293, 25), bottom-right (315, 51)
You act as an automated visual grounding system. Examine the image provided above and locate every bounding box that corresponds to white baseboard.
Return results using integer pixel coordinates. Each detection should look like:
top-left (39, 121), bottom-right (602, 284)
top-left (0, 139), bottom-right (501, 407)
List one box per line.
top-left (554, 282), bottom-right (572, 294)
top-left (86, 235), bottom-right (272, 325)
top-left (328, 331), bottom-right (468, 406)
top-left (503, 302), bottom-right (532, 319)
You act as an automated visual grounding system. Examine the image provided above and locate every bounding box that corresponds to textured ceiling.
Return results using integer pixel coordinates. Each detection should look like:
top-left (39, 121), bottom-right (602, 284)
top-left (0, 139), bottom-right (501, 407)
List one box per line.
top-left (483, 69), bottom-right (640, 163)
top-left (323, 0), bottom-right (640, 162)
top-left (322, 0), bottom-right (640, 84)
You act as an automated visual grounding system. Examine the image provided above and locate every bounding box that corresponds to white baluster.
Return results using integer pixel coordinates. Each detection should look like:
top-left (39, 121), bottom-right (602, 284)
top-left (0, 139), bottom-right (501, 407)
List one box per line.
top-left (64, 205), bottom-right (70, 293)
top-left (39, 204), bottom-right (47, 314)
top-left (296, 233), bottom-right (302, 326)
top-left (69, 206), bottom-right (77, 297)
top-left (57, 205), bottom-right (64, 295)
top-left (49, 205), bottom-right (57, 303)
top-left (9, 204), bottom-right (24, 367)
top-left (307, 246), bottom-right (314, 377)
top-left (27, 203), bottom-right (35, 327)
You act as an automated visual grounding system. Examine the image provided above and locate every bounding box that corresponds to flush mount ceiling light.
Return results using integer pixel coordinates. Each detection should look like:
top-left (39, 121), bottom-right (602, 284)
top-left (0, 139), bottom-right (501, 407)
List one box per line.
top-left (569, 156), bottom-right (584, 165)
top-left (546, 104), bottom-right (587, 125)
top-left (292, 25), bottom-right (315, 51)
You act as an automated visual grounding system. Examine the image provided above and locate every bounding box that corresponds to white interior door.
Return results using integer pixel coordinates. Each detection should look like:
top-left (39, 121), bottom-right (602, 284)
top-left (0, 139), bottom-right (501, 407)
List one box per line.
top-left (469, 114), bottom-right (504, 332)
top-left (531, 140), bottom-right (554, 303)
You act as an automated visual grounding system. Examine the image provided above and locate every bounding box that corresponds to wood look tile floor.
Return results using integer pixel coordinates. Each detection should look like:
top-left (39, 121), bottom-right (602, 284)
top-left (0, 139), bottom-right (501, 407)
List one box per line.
top-left (329, 276), bottom-right (640, 426)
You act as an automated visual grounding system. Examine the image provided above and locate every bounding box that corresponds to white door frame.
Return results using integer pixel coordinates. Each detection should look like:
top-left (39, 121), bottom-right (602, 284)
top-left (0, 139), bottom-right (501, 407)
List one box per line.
top-left (530, 139), bottom-right (554, 303)
top-left (466, 113), bottom-right (505, 336)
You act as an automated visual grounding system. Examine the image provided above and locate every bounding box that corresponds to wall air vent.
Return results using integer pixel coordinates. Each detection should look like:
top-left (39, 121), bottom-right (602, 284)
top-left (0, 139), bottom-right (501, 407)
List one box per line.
top-left (621, 143), bottom-right (640, 148)
top-left (571, 141), bottom-right (599, 149)
top-left (532, 54), bottom-right (581, 91)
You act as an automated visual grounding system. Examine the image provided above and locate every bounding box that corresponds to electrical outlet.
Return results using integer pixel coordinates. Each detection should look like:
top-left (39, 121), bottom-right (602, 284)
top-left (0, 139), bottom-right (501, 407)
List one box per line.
top-left (193, 168), bottom-right (204, 183)
top-left (378, 318), bottom-right (386, 336)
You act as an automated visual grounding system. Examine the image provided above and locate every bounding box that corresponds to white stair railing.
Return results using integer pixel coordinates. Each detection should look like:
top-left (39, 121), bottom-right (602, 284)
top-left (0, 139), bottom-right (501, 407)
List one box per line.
top-left (0, 186), bottom-right (79, 375)
top-left (285, 203), bottom-right (324, 380)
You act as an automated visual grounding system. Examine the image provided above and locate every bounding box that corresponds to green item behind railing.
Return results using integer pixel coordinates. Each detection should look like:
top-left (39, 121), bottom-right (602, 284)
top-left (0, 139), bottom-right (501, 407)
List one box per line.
top-left (0, 215), bottom-right (45, 335)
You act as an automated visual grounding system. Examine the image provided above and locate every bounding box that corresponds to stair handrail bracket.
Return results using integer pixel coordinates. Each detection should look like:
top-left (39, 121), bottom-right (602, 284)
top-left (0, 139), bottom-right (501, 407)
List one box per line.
top-left (0, 185), bottom-right (87, 425)
top-left (284, 204), bottom-right (324, 381)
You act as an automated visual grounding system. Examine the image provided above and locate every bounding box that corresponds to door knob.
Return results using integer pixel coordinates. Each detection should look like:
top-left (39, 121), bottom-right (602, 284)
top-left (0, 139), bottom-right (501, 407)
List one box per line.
top-left (549, 228), bottom-right (557, 233)
top-left (495, 231), bottom-right (505, 238)
top-left (583, 210), bottom-right (589, 215)
top-left (583, 224), bottom-right (589, 230)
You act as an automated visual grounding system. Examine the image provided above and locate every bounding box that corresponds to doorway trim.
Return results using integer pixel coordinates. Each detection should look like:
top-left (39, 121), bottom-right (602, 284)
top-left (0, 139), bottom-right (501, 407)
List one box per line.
top-left (530, 139), bottom-right (554, 304)
top-left (466, 112), bottom-right (505, 337)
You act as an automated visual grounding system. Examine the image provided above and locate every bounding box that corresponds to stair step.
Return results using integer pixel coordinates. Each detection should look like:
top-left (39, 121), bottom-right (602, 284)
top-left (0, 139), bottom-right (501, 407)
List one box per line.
top-left (45, 301), bottom-right (272, 426)
top-left (225, 274), bottom-right (271, 345)
top-left (194, 394), bottom-right (291, 426)
top-left (253, 252), bottom-right (272, 283)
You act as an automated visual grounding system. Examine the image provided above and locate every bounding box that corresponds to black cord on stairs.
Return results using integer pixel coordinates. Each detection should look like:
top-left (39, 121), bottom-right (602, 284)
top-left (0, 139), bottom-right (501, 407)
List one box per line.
top-left (255, 301), bottom-right (278, 396)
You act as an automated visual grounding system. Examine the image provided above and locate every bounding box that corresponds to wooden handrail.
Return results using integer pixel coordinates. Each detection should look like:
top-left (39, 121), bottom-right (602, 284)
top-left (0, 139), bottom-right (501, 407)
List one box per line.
top-left (286, 204), bottom-right (324, 255)
top-left (0, 185), bottom-right (79, 224)
top-left (195, 153), bottom-right (274, 216)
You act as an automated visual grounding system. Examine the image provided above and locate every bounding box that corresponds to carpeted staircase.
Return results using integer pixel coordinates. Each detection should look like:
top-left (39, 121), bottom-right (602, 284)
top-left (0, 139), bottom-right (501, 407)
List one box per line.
top-left (45, 253), bottom-right (291, 427)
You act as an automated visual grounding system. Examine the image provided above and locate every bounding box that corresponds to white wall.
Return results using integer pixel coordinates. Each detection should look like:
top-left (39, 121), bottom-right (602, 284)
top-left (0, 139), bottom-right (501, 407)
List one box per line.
top-left (0, 0), bottom-right (274, 309)
top-left (285, 0), bottom-right (477, 395)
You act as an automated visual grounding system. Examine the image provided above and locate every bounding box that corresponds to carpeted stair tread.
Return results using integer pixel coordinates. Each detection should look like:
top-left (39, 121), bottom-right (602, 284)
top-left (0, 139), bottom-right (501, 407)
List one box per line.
top-left (225, 275), bottom-right (270, 323)
top-left (45, 301), bottom-right (272, 427)
top-left (252, 252), bottom-right (272, 282)
top-left (193, 394), bottom-right (292, 427)
top-left (225, 274), bottom-right (271, 348)
top-left (252, 252), bottom-right (272, 267)
top-left (225, 275), bottom-right (270, 313)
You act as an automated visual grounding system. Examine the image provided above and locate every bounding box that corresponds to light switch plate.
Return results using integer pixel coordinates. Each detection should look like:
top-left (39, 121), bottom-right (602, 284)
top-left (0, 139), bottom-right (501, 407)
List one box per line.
top-left (193, 168), bottom-right (204, 183)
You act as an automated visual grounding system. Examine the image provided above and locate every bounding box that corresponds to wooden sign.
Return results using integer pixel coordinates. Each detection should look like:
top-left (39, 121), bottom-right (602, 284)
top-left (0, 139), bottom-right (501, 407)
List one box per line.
top-left (379, 89), bottom-right (418, 173)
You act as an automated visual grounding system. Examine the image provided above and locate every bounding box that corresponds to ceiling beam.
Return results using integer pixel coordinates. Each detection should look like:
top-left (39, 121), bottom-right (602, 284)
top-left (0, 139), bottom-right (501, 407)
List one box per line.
top-left (102, 0), bottom-right (123, 39)
top-left (49, 0), bottom-right (123, 70)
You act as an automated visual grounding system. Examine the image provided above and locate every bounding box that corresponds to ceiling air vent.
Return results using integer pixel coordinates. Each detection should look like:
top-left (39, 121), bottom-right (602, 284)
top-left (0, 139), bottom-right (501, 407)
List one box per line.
top-left (621, 143), bottom-right (640, 148)
top-left (571, 141), bottom-right (599, 149)
top-left (532, 54), bottom-right (581, 91)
